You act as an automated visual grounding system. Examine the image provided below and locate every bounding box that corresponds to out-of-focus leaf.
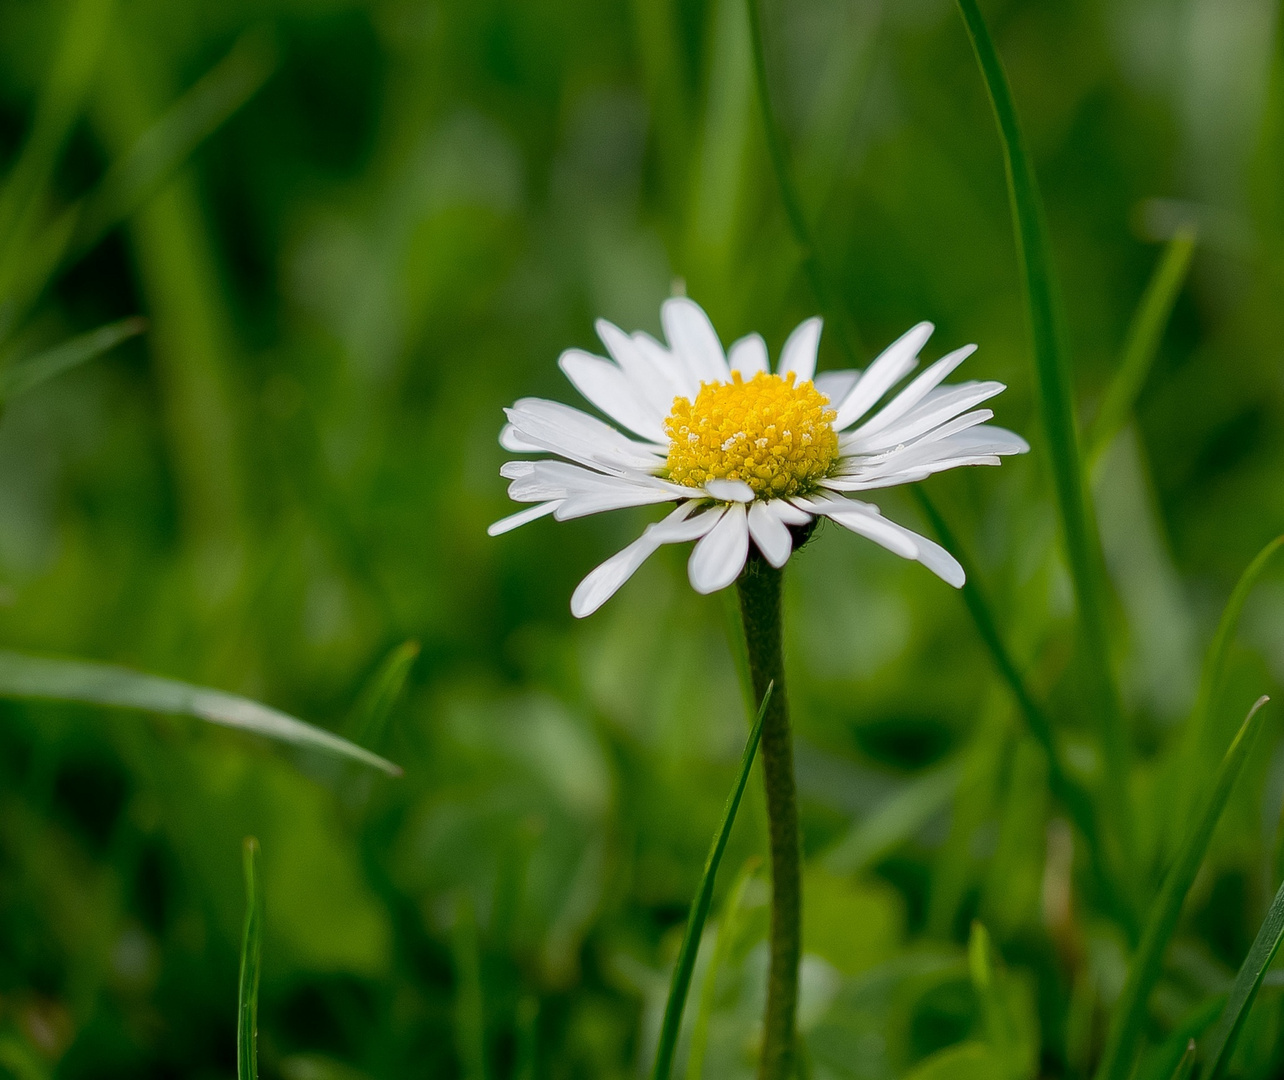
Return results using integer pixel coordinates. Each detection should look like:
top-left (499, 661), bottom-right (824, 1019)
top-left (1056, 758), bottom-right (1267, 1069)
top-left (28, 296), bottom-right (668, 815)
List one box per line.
top-left (1086, 228), bottom-right (1197, 469)
top-left (1168, 1041), bottom-right (1197, 1080)
top-left (69, 27), bottom-right (277, 258)
top-left (453, 894), bottom-right (488, 1080)
top-left (0, 317), bottom-right (145, 400)
top-left (1173, 535), bottom-right (1284, 838)
top-left (0, 649), bottom-right (401, 775)
top-left (651, 682), bottom-right (771, 1080)
top-left (903, 1041), bottom-right (1004, 1080)
top-left (824, 762), bottom-right (959, 875)
top-left (238, 836), bottom-right (263, 1080)
top-left (1095, 696), bottom-right (1271, 1080)
top-left (348, 639), bottom-right (419, 749)
top-left (1203, 870), bottom-right (1284, 1079)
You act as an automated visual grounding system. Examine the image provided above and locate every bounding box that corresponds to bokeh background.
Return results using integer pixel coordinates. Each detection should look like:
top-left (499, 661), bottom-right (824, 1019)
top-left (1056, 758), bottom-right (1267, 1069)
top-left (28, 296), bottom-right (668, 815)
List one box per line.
top-left (2, 0), bottom-right (1283, 1077)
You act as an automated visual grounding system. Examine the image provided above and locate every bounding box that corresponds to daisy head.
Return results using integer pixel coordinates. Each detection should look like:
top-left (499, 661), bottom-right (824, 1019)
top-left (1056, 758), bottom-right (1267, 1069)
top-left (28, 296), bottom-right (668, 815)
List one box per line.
top-left (490, 298), bottom-right (1028, 617)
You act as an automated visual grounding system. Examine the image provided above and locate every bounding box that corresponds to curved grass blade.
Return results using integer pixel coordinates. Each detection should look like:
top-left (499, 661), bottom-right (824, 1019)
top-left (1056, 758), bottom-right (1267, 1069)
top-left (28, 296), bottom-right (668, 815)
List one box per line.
top-left (349, 639), bottom-right (419, 749)
top-left (1086, 228), bottom-right (1197, 470)
top-left (1095, 695), bottom-right (1271, 1080)
top-left (954, 0), bottom-right (1132, 868)
top-left (686, 857), bottom-right (760, 1080)
top-left (651, 682), bottom-right (773, 1080)
top-left (453, 894), bottom-right (488, 1080)
top-left (69, 27), bottom-right (277, 259)
top-left (0, 649), bottom-right (401, 776)
top-left (743, 0), bottom-right (862, 359)
top-left (1202, 870), bottom-right (1284, 1079)
top-left (238, 836), bottom-right (263, 1080)
top-left (824, 761), bottom-right (959, 875)
top-left (1174, 535), bottom-right (1284, 835)
top-left (1135, 1001), bottom-right (1223, 1080)
top-left (1169, 1041), bottom-right (1196, 1080)
top-left (0, 317), bottom-right (145, 400)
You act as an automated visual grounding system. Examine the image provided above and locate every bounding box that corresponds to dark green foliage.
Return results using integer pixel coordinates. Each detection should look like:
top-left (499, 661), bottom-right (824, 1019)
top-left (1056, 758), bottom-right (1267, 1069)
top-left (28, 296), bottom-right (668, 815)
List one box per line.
top-left (2, 0), bottom-right (1284, 1078)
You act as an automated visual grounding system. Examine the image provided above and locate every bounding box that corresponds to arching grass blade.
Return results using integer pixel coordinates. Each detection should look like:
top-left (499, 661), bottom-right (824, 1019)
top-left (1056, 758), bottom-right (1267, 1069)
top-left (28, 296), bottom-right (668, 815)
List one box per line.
top-left (651, 682), bottom-right (773, 1080)
top-left (349, 639), bottom-right (419, 749)
top-left (238, 837), bottom-right (263, 1080)
top-left (1086, 228), bottom-right (1197, 470)
top-left (1169, 1041), bottom-right (1196, 1080)
top-left (1094, 696), bottom-right (1271, 1080)
top-left (954, 0), bottom-right (1131, 869)
top-left (1174, 536), bottom-right (1284, 837)
top-left (0, 649), bottom-right (402, 775)
top-left (1202, 870), bottom-right (1284, 1079)
top-left (0, 317), bottom-right (146, 400)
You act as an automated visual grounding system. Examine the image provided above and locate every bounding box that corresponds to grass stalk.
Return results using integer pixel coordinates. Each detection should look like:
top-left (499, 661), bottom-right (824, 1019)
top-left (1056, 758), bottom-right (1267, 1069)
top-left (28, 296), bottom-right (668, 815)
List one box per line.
top-left (238, 837), bottom-right (263, 1080)
top-left (955, 0), bottom-right (1133, 881)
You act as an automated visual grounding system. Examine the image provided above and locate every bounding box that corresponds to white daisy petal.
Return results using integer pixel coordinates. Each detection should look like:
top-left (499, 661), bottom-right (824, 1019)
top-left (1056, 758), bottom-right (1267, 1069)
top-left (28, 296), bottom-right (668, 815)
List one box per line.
top-left (834, 321), bottom-right (934, 431)
top-left (774, 499), bottom-right (814, 526)
top-left (728, 333), bottom-right (769, 379)
top-left (488, 501), bottom-right (562, 536)
top-left (662, 297), bottom-right (731, 386)
top-left (559, 348), bottom-right (668, 442)
top-left (688, 502), bottom-right (749, 594)
top-left (632, 330), bottom-right (700, 400)
top-left (778, 317), bottom-right (822, 383)
top-left (500, 423), bottom-right (544, 452)
top-left (805, 495), bottom-right (964, 586)
top-left (508, 459), bottom-right (685, 505)
top-left (841, 381), bottom-right (1006, 454)
top-left (704, 478), bottom-right (755, 502)
top-left (748, 500), bottom-right (794, 568)
top-left (848, 344), bottom-right (977, 443)
top-left (506, 398), bottom-right (664, 472)
top-left (814, 369), bottom-right (860, 405)
top-left (569, 502), bottom-right (714, 617)
top-left (596, 319), bottom-right (689, 416)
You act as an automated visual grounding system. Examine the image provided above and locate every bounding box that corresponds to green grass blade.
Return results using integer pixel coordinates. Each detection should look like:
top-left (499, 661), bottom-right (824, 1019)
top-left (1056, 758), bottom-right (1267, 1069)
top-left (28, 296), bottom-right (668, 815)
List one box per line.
top-left (685, 857), bottom-right (760, 1080)
top-left (1086, 228), bottom-right (1197, 470)
top-left (1175, 535), bottom-right (1284, 835)
top-left (1202, 870), bottom-right (1284, 1079)
top-left (349, 640), bottom-right (419, 749)
top-left (69, 28), bottom-right (277, 259)
top-left (452, 895), bottom-right (488, 1080)
top-left (1094, 695), bottom-right (1271, 1080)
top-left (0, 0), bottom-right (113, 267)
top-left (238, 836), bottom-right (263, 1080)
top-left (954, 0), bottom-right (1131, 865)
top-left (0, 649), bottom-right (402, 775)
top-left (0, 317), bottom-right (145, 400)
top-left (651, 682), bottom-right (773, 1080)
top-left (743, 0), bottom-right (862, 359)
top-left (824, 761), bottom-right (959, 875)
top-left (1169, 1041), bottom-right (1196, 1080)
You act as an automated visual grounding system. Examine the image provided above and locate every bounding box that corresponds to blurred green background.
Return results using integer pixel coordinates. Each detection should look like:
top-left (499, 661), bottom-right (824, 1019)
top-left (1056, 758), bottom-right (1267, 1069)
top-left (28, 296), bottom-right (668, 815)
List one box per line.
top-left (1, 0), bottom-right (1283, 1076)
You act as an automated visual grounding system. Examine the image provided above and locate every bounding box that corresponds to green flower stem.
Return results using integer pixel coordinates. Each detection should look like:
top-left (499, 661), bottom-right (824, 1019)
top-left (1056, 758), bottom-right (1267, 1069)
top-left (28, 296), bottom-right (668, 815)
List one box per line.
top-left (736, 555), bottom-right (800, 1080)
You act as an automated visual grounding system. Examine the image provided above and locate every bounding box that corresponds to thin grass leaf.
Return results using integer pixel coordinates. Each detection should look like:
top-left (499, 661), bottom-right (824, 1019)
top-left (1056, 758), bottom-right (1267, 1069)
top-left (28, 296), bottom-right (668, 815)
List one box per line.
top-left (0, 317), bottom-right (145, 400)
top-left (0, 0), bottom-right (113, 269)
top-left (1095, 695), bottom-right (1271, 1080)
top-left (452, 895), bottom-right (488, 1080)
top-left (954, 0), bottom-right (1132, 870)
top-left (1203, 871), bottom-right (1284, 1079)
top-left (349, 639), bottom-right (419, 749)
top-left (238, 836), bottom-right (263, 1080)
top-left (1175, 535), bottom-right (1284, 837)
top-left (1170, 1041), bottom-right (1196, 1080)
top-left (686, 857), bottom-right (760, 1080)
top-left (743, 0), bottom-right (862, 359)
top-left (824, 762), bottom-right (959, 875)
top-left (651, 682), bottom-right (773, 1080)
top-left (1135, 1002), bottom-right (1223, 1080)
top-left (69, 27), bottom-right (277, 259)
top-left (0, 649), bottom-right (402, 775)
top-left (1086, 228), bottom-right (1197, 470)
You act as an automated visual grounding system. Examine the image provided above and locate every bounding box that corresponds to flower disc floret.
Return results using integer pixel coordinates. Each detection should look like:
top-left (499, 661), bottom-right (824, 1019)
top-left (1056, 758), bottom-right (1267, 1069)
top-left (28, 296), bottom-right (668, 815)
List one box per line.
top-left (664, 371), bottom-right (839, 498)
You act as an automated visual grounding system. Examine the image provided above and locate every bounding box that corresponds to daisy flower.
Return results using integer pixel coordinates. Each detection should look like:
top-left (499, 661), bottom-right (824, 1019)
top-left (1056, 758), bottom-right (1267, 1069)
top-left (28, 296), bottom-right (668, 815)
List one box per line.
top-left (490, 298), bottom-right (1027, 616)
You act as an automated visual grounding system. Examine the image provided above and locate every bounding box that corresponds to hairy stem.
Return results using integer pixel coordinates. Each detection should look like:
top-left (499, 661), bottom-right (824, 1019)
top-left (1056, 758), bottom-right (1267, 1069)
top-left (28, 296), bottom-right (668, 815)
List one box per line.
top-left (736, 556), bottom-right (800, 1080)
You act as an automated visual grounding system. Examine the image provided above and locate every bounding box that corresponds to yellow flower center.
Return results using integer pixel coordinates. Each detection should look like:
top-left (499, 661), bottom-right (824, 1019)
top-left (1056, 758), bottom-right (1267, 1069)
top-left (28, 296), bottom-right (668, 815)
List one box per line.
top-left (664, 372), bottom-right (839, 498)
